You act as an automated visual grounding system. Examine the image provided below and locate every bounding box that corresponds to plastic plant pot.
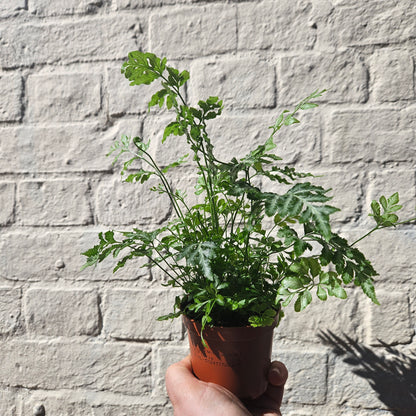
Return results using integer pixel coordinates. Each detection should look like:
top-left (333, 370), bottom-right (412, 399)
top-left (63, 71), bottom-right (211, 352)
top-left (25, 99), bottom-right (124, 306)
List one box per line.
top-left (183, 314), bottom-right (277, 400)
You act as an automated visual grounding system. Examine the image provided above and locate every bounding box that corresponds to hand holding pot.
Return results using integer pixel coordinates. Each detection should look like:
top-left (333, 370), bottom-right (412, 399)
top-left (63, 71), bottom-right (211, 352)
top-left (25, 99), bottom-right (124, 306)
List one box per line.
top-left (166, 355), bottom-right (288, 416)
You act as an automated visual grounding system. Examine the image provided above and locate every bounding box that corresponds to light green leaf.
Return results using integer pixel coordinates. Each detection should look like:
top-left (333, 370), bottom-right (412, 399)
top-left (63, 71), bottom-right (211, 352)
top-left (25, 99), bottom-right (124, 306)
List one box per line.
top-left (388, 192), bottom-right (399, 205)
top-left (280, 275), bottom-right (304, 290)
top-left (300, 102), bottom-right (319, 110)
top-left (294, 290), bottom-right (312, 312)
top-left (284, 115), bottom-right (300, 126)
top-left (317, 285), bottom-right (327, 301)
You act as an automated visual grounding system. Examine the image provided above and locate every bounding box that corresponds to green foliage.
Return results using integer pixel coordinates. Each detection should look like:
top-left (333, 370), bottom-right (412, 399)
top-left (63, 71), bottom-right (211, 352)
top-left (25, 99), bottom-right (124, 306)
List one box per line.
top-left (82, 51), bottom-right (416, 331)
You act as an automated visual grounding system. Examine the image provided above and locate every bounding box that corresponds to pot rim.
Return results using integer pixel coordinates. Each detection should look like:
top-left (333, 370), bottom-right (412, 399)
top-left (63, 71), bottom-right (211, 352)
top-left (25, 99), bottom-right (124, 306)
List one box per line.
top-left (182, 312), bottom-right (279, 330)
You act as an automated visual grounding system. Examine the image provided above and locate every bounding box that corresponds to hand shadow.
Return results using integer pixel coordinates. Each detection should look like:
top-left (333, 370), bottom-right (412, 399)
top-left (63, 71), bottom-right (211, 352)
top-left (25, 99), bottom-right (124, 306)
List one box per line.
top-left (319, 330), bottom-right (416, 415)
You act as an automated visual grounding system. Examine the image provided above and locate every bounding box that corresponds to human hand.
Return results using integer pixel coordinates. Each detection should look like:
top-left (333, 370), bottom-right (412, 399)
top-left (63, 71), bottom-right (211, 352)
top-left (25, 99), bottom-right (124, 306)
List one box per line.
top-left (165, 355), bottom-right (288, 416)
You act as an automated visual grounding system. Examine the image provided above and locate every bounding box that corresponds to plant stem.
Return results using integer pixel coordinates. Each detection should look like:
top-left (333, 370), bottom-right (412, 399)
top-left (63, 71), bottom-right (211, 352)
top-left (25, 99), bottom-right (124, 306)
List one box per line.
top-left (352, 216), bottom-right (416, 246)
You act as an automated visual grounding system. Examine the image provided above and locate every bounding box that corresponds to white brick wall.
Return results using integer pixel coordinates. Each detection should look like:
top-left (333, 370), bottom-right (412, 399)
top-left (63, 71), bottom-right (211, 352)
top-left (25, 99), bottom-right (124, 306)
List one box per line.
top-left (0, 1), bottom-right (415, 415)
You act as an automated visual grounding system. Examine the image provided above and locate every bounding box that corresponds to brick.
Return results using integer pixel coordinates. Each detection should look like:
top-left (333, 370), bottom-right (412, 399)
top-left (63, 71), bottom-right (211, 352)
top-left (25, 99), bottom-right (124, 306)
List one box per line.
top-left (238, 0), bottom-right (316, 51)
top-left (0, 16), bottom-right (142, 68)
top-left (0, 232), bottom-right (67, 281)
top-left (402, 104), bottom-right (416, 131)
top-left (29, 0), bottom-right (107, 15)
top-left (0, 287), bottom-right (21, 335)
top-left (107, 66), bottom-right (164, 116)
top-left (312, 171), bottom-right (364, 223)
top-left (0, 121), bottom-right (137, 173)
top-left (353, 230), bottom-right (416, 285)
top-left (142, 114), bottom-right (190, 167)
top-left (153, 345), bottom-right (188, 398)
top-left (0, 1), bottom-right (25, 16)
top-left (320, 1), bottom-right (416, 47)
top-left (0, 73), bottom-right (23, 121)
top-left (330, 354), bottom-right (389, 409)
top-left (25, 288), bottom-right (100, 337)
top-left (116, 0), bottom-right (186, 8)
top-left (368, 290), bottom-right (414, 346)
top-left (370, 49), bottom-right (414, 102)
top-left (93, 405), bottom-right (169, 416)
top-left (279, 52), bottom-right (368, 105)
top-left (273, 349), bottom-right (328, 405)
top-left (0, 390), bottom-right (17, 416)
top-left (0, 231), bottom-right (151, 282)
top-left (285, 405), bottom-right (397, 416)
top-left (150, 5), bottom-right (237, 58)
top-left (286, 411), bottom-right (313, 416)
top-left (0, 340), bottom-right (152, 395)
top-left (23, 393), bottom-right (93, 416)
top-left (326, 111), bottom-right (415, 164)
top-left (206, 112), bottom-right (320, 166)
top-left (0, 182), bottom-right (15, 225)
top-left (190, 58), bottom-right (275, 109)
top-left (278, 290), bottom-right (365, 344)
top-left (78, 231), bottom-right (152, 283)
top-left (18, 179), bottom-right (92, 226)
top-left (95, 177), bottom-right (171, 226)
top-left (367, 170), bottom-right (416, 221)
top-left (104, 289), bottom-right (181, 341)
top-left (22, 391), bottom-right (169, 416)
top-left (26, 73), bottom-right (101, 122)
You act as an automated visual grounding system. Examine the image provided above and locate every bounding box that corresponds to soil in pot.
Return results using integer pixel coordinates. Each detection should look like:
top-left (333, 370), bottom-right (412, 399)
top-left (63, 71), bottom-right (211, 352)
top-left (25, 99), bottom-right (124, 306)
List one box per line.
top-left (183, 314), bottom-right (277, 400)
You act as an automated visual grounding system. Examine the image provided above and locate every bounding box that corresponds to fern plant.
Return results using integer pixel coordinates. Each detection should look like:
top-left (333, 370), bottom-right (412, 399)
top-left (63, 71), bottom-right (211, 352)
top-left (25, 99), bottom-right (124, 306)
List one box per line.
top-left (82, 51), bottom-right (415, 330)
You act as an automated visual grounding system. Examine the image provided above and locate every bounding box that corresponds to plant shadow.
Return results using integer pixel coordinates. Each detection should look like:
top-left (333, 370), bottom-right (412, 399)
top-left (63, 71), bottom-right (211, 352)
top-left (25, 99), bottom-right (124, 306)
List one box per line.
top-left (319, 330), bottom-right (416, 415)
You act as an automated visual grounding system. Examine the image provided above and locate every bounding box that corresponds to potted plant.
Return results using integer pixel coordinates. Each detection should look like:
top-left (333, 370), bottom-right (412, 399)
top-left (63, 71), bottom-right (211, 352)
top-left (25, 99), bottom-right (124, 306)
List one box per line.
top-left (82, 51), bottom-right (415, 399)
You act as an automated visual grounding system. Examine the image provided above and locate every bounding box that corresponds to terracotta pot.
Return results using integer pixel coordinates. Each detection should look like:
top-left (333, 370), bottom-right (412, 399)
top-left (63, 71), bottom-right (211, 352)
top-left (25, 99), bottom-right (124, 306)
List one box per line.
top-left (183, 315), bottom-right (277, 399)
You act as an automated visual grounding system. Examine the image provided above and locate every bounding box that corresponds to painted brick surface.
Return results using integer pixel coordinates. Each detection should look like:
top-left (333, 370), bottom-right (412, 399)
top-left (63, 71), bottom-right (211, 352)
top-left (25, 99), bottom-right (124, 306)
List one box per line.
top-left (0, 287), bottom-right (22, 335)
top-left (327, 110), bottom-right (415, 164)
top-left (104, 289), bottom-right (182, 340)
top-left (277, 291), bottom-right (365, 344)
top-left (0, 231), bottom-right (151, 282)
top-left (18, 179), bottom-right (93, 225)
top-left (205, 112), bottom-right (321, 165)
top-left (190, 57), bottom-right (275, 109)
top-left (0, 16), bottom-right (142, 68)
top-left (319, 0), bottom-right (416, 47)
top-left (368, 290), bottom-right (414, 346)
top-left (0, 1), bottom-right (415, 415)
top-left (95, 177), bottom-right (171, 226)
top-left (330, 355), bottom-right (389, 410)
top-left (29, 0), bottom-right (108, 15)
top-left (355, 230), bottom-right (416, 285)
top-left (0, 341), bottom-right (151, 394)
top-left (0, 124), bottom-right (115, 173)
top-left (273, 349), bottom-right (328, 405)
top-left (26, 73), bottom-right (101, 122)
top-left (238, 0), bottom-right (317, 51)
top-left (0, 182), bottom-right (15, 225)
top-left (150, 5), bottom-right (237, 58)
top-left (25, 288), bottom-right (100, 337)
top-left (0, 73), bottom-right (23, 121)
top-left (0, 1), bottom-right (25, 15)
top-left (279, 52), bottom-right (368, 104)
top-left (367, 170), bottom-right (416, 220)
top-left (0, 391), bottom-right (17, 416)
top-left (370, 49), bottom-right (415, 103)
top-left (107, 65), bottom-right (154, 116)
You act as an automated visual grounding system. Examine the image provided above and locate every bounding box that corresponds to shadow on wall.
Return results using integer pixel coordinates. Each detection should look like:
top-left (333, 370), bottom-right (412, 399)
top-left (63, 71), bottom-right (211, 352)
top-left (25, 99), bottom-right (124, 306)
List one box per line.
top-left (319, 331), bottom-right (416, 416)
